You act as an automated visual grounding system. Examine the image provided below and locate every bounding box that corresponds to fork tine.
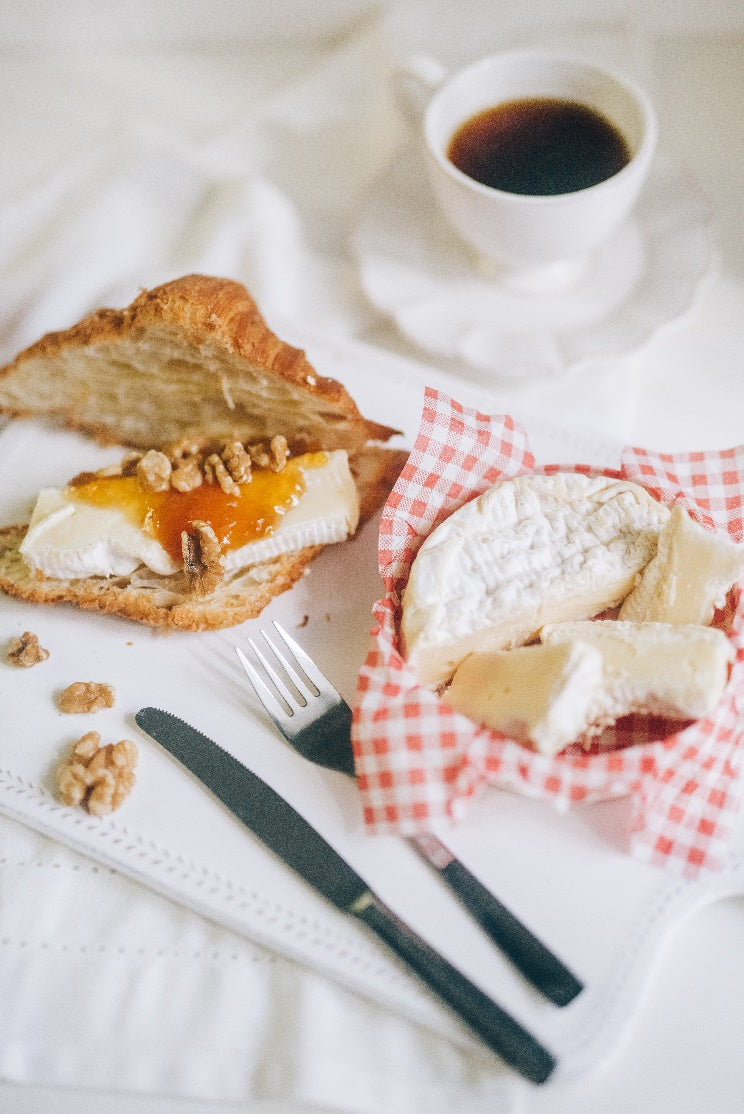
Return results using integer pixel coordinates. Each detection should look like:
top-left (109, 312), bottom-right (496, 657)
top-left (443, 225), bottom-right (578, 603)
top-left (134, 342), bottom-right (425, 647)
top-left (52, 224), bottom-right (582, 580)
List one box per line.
top-left (257, 623), bottom-right (319, 699)
top-left (269, 621), bottom-right (331, 697)
top-left (250, 633), bottom-right (311, 708)
top-left (235, 644), bottom-right (294, 720)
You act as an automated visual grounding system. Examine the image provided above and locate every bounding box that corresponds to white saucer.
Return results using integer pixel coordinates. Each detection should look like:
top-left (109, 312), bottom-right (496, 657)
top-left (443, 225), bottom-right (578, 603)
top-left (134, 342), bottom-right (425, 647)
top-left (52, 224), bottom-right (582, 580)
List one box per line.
top-left (352, 153), bottom-right (716, 380)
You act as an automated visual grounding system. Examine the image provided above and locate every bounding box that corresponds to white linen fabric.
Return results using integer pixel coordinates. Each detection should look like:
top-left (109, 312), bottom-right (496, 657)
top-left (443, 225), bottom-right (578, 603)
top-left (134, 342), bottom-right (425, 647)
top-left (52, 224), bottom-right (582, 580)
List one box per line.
top-left (0, 812), bottom-right (517, 1111)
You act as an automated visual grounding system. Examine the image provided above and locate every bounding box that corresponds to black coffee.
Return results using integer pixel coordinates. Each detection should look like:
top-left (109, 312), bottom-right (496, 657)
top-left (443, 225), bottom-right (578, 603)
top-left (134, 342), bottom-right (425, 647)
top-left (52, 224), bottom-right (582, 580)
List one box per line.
top-left (447, 97), bottom-right (631, 196)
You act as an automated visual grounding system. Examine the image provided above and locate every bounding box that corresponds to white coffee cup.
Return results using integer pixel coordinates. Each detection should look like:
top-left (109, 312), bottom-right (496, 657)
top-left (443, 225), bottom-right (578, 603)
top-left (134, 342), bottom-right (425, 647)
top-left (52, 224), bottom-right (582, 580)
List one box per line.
top-left (394, 49), bottom-right (657, 290)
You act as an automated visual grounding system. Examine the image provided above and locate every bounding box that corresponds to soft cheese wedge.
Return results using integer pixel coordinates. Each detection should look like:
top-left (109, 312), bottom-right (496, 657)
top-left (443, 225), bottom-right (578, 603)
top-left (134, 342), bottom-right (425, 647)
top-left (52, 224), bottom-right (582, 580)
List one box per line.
top-left (445, 641), bottom-right (605, 756)
top-left (619, 504), bottom-right (744, 625)
top-left (20, 450), bottom-right (359, 580)
top-left (540, 619), bottom-right (734, 725)
top-left (401, 472), bottom-right (670, 687)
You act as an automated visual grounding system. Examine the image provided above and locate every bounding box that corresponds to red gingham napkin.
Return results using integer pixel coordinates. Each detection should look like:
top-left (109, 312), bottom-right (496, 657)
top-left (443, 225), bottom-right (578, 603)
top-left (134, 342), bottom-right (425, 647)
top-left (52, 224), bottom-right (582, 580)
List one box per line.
top-left (352, 388), bottom-right (744, 876)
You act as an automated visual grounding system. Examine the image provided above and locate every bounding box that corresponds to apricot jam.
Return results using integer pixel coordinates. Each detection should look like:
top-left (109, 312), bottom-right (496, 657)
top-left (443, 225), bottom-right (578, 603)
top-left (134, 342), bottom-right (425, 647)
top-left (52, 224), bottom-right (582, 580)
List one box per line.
top-left (68, 453), bottom-right (327, 561)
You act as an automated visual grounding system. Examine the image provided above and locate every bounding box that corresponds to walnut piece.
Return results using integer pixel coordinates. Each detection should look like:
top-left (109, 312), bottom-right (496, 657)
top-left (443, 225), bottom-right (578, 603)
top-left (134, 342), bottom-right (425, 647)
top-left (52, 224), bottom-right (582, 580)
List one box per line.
top-left (120, 450), bottom-right (144, 476)
top-left (6, 631), bottom-right (50, 668)
top-left (69, 470), bottom-right (100, 487)
top-left (171, 456), bottom-right (203, 493)
top-left (204, 452), bottom-right (240, 496)
top-left (136, 449), bottom-right (172, 492)
top-left (249, 434), bottom-right (289, 472)
top-left (86, 435), bottom-right (291, 499)
top-left (58, 681), bottom-right (115, 714)
top-left (182, 520), bottom-right (225, 596)
top-left (57, 731), bottom-right (138, 817)
top-left (221, 440), bottom-right (253, 485)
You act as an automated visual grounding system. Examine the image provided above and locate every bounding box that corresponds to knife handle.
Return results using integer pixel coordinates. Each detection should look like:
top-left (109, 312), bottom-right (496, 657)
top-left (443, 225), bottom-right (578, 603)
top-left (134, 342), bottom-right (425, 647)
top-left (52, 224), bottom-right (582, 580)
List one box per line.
top-left (351, 891), bottom-right (556, 1085)
top-left (438, 858), bottom-right (583, 1007)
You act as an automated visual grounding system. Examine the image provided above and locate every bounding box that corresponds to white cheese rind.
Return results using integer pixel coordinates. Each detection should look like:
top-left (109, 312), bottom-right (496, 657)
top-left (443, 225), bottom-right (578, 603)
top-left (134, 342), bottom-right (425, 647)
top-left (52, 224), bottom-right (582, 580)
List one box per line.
top-left (445, 641), bottom-right (605, 756)
top-left (20, 450), bottom-right (359, 581)
top-left (619, 504), bottom-right (744, 625)
top-left (20, 491), bottom-right (177, 578)
top-left (401, 472), bottom-right (670, 687)
top-left (540, 619), bottom-right (734, 723)
top-left (225, 451), bottom-right (359, 570)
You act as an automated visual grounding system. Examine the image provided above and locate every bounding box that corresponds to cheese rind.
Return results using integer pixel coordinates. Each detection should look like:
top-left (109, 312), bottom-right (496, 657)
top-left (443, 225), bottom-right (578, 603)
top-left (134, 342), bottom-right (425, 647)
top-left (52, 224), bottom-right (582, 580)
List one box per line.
top-left (401, 472), bottom-right (670, 687)
top-left (619, 504), bottom-right (744, 626)
top-left (540, 619), bottom-right (734, 723)
top-left (445, 641), bottom-right (605, 755)
top-left (19, 450), bottom-right (359, 580)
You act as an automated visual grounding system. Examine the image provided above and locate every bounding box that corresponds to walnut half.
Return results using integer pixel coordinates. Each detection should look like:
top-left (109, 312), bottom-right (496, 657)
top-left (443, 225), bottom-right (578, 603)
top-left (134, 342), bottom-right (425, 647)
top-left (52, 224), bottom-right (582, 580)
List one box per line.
top-left (57, 731), bottom-right (138, 817)
top-left (182, 520), bottom-right (225, 596)
top-left (58, 681), bottom-right (115, 714)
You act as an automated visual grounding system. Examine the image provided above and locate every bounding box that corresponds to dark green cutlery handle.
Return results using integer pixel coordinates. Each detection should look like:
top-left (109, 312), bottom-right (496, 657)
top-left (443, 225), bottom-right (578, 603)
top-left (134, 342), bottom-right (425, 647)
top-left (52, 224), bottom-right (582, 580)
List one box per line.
top-left (440, 859), bottom-right (583, 1007)
top-left (352, 892), bottom-right (556, 1085)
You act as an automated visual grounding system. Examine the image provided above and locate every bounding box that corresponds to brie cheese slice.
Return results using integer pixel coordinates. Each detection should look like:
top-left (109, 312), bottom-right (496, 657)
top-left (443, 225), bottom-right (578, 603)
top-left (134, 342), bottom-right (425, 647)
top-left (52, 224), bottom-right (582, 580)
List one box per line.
top-left (445, 641), bottom-right (605, 756)
top-left (20, 450), bottom-right (359, 581)
top-left (540, 619), bottom-right (734, 724)
top-left (401, 472), bottom-right (670, 687)
top-left (619, 504), bottom-right (744, 625)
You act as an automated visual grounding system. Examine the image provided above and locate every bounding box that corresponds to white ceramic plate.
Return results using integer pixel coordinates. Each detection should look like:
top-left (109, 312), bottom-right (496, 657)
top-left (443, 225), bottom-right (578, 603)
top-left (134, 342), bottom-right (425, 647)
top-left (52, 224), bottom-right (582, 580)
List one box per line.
top-left (353, 154), bottom-right (716, 379)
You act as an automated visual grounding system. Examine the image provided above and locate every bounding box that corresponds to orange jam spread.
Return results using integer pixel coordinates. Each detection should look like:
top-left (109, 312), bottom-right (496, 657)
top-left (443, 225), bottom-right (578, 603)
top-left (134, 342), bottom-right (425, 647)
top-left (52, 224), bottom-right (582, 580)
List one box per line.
top-left (68, 452), bottom-right (328, 562)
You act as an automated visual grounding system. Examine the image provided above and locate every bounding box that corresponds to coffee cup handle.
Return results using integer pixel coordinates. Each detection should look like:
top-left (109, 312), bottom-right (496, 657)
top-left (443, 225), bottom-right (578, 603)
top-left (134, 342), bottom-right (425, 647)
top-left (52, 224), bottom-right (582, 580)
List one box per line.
top-left (391, 54), bottom-right (448, 128)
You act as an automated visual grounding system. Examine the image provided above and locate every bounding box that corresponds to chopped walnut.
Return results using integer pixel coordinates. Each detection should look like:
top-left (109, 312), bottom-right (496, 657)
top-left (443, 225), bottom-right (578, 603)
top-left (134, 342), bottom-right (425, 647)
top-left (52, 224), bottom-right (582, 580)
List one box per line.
top-left (57, 731), bottom-right (138, 817)
top-left (6, 631), bottom-right (50, 668)
top-left (164, 436), bottom-right (204, 462)
top-left (271, 434), bottom-right (289, 469)
top-left (204, 452), bottom-right (240, 496)
top-left (58, 681), bottom-right (115, 714)
top-left (79, 433), bottom-right (296, 497)
top-left (119, 450), bottom-right (144, 476)
top-left (182, 519), bottom-right (225, 595)
top-left (78, 434), bottom-right (294, 502)
top-left (221, 440), bottom-right (253, 484)
top-left (136, 450), bottom-right (172, 492)
top-left (69, 470), bottom-right (101, 487)
top-left (249, 434), bottom-right (288, 472)
top-left (96, 461), bottom-right (127, 478)
top-left (171, 457), bottom-right (204, 493)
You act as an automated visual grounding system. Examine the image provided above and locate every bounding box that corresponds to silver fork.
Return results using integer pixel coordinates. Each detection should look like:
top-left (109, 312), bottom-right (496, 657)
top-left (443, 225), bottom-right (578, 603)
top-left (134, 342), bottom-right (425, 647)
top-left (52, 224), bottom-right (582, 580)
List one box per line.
top-left (235, 621), bottom-right (583, 1008)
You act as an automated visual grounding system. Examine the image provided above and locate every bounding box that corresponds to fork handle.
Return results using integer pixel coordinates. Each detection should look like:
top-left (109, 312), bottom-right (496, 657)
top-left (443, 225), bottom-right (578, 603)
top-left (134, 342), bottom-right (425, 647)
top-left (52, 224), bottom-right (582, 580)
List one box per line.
top-left (439, 858), bottom-right (583, 1006)
top-left (352, 890), bottom-right (556, 1085)
top-left (409, 834), bottom-right (583, 1007)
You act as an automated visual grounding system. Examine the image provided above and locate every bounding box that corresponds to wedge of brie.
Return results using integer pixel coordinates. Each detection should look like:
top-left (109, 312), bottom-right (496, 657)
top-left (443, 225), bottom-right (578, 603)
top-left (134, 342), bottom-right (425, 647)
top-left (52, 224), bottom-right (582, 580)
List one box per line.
top-left (20, 450), bottom-right (359, 580)
top-left (445, 641), bottom-right (605, 756)
top-left (401, 472), bottom-right (670, 687)
top-left (619, 504), bottom-right (744, 625)
top-left (540, 619), bottom-right (734, 724)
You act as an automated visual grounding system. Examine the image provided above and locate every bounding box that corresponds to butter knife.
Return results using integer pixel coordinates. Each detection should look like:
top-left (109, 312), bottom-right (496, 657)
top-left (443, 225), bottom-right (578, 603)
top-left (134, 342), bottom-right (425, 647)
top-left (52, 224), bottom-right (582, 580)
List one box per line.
top-left (135, 706), bottom-right (556, 1085)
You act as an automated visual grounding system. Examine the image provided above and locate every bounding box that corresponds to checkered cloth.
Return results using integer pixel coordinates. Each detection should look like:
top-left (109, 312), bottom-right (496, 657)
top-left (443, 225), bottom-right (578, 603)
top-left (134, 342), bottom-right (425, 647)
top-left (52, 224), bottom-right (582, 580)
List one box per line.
top-left (352, 388), bottom-right (744, 876)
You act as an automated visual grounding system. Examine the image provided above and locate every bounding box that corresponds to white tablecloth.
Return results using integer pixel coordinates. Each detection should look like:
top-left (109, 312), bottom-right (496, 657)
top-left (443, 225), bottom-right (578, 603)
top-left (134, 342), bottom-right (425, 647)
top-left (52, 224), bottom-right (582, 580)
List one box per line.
top-left (1, 3), bottom-right (744, 1112)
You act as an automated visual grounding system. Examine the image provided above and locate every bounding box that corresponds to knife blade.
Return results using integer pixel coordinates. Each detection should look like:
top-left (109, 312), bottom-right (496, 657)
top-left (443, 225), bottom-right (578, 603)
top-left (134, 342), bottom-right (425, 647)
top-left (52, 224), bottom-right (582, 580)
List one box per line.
top-left (135, 706), bottom-right (556, 1085)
